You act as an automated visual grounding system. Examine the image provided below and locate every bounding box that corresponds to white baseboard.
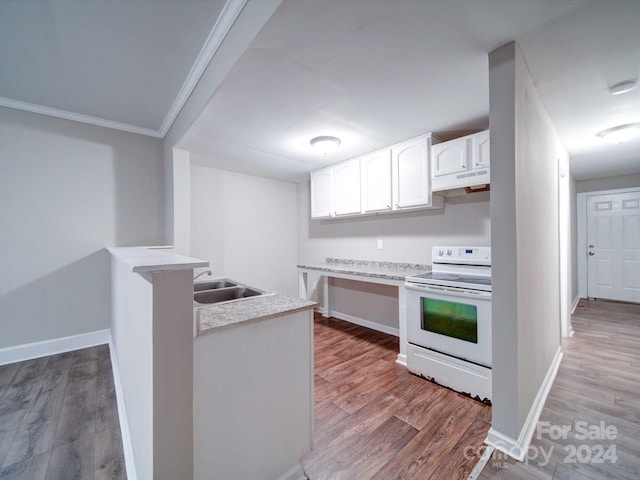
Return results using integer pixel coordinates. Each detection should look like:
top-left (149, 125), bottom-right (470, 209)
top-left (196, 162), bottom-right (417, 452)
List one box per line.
top-left (275, 462), bottom-right (307, 480)
top-left (331, 310), bottom-right (399, 337)
top-left (108, 338), bottom-right (137, 480)
top-left (571, 295), bottom-right (581, 314)
top-left (0, 329), bottom-right (110, 366)
top-left (486, 346), bottom-right (563, 461)
top-left (395, 353), bottom-right (407, 366)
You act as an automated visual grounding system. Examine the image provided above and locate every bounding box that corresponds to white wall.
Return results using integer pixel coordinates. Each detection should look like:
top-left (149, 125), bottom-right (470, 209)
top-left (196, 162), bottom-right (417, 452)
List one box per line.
top-left (576, 173), bottom-right (640, 193)
top-left (0, 107), bottom-right (164, 349)
top-left (489, 42), bottom-right (563, 446)
top-left (163, 0), bottom-right (282, 245)
top-left (297, 181), bottom-right (491, 328)
top-left (190, 164), bottom-right (299, 296)
top-left (110, 259), bottom-right (153, 480)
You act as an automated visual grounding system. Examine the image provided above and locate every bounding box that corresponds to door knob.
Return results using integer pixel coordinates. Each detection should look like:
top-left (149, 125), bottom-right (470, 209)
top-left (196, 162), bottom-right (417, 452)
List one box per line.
top-left (588, 252), bottom-right (595, 256)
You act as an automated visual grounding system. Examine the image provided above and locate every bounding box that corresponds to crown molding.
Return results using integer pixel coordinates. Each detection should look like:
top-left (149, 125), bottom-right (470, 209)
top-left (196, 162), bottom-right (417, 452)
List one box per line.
top-left (158, 0), bottom-right (249, 137)
top-left (0, 96), bottom-right (163, 137)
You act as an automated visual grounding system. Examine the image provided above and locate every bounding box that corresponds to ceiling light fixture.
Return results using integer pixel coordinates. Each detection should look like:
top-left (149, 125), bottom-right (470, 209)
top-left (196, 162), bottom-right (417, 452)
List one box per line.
top-left (597, 123), bottom-right (640, 144)
top-left (608, 80), bottom-right (638, 95)
top-left (310, 136), bottom-right (341, 154)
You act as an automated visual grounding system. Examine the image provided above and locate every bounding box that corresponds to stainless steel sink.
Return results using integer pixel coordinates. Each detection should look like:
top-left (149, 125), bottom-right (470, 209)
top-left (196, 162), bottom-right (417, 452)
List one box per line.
top-left (193, 278), bottom-right (273, 306)
top-left (193, 280), bottom-right (238, 292)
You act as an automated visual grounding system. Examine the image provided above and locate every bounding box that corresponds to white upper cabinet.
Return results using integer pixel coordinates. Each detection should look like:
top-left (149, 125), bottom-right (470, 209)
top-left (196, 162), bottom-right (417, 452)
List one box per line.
top-left (431, 130), bottom-right (490, 191)
top-left (310, 133), bottom-right (441, 219)
top-left (472, 130), bottom-right (490, 168)
top-left (392, 136), bottom-right (432, 209)
top-left (333, 159), bottom-right (361, 216)
top-left (361, 149), bottom-right (392, 213)
top-left (310, 167), bottom-right (333, 218)
top-left (431, 136), bottom-right (470, 177)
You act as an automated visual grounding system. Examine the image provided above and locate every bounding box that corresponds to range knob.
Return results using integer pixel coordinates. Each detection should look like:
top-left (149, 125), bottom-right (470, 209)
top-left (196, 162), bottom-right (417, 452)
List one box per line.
top-left (446, 249), bottom-right (452, 256)
top-left (438, 250), bottom-right (444, 256)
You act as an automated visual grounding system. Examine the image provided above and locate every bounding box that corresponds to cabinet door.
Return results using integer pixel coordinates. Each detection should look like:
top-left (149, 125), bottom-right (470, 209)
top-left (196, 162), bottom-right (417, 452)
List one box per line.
top-left (361, 149), bottom-right (392, 213)
top-left (310, 168), bottom-right (333, 218)
top-left (333, 159), bottom-right (361, 216)
top-left (432, 136), bottom-right (469, 177)
top-left (472, 130), bottom-right (490, 169)
top-left (392, 136), bottom-right (431, 208)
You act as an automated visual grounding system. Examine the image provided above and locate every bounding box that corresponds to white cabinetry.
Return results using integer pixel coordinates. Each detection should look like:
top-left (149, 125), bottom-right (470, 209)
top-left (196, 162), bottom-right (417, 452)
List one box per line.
top-left (431, 130), bottom-right (490, 192)
top-left (432, 136), bottom-right (469, 177)
top-left (393, 136), bottom-right (431, 209)
top-left (311, 133), bottom-right (442, 219)
top-left (472, 129), bottom-right (490, 168)
top-left (361, 149), bottom-right (392, 213)
top-left (310, 167), bottom-right (333, 218)
top-left (333, 158), bottom-right (361, 216)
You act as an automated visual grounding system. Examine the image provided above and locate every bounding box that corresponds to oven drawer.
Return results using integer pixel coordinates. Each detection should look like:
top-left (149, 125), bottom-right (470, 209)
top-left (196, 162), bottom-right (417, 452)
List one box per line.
top-left (407, 344), bottom-right (491, 403)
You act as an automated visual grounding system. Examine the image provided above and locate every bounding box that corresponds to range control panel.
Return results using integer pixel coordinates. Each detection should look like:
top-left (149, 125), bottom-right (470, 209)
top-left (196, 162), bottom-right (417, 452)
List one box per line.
top-left (432, 246), bottom-right (491, 266)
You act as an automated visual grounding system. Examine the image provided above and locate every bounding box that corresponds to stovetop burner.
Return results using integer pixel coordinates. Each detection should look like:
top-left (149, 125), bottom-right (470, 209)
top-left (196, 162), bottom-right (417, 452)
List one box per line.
top-left (405, 246), bottom-right (492, 291)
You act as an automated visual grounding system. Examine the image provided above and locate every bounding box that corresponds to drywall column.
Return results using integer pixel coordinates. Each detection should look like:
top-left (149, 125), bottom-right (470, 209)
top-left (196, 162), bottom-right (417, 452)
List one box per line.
top-left (152, 269), bottom-right (194, 480)
top-left (488, 41), bottom-right (563, 459)
top-left (172, 148), bottom-right (191, 255)
top-left (488, 42), bottom-right (519, 446)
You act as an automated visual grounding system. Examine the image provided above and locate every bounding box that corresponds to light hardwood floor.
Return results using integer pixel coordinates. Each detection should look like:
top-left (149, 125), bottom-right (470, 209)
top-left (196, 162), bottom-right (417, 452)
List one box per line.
top-left (0, 345), bottom-right (125, 480)
top-left (302, 315), bottom-right (492, 480)
top-left (479, 298), bottom-right (640, 479)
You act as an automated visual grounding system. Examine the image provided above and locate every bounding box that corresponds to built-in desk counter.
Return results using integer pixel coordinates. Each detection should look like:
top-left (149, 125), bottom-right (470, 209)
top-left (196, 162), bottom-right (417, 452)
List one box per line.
top-left (297, 258), bottom-right (430, 365)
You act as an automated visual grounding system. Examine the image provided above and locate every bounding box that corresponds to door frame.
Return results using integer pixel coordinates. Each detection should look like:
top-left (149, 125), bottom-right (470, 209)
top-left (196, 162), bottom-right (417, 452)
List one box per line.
top-left (577, 186), bottom-right (640, 299)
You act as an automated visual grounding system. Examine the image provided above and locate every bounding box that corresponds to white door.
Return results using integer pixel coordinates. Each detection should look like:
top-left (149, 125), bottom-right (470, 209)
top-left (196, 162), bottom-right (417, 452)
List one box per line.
top-left (587, 191), bottom-right (640, 303)
top-left (333, 159), bottom-right (361, 216)
top-left (361, 149), bottom-right (392, 213)
top-left (392, 136), bottom-right (431, 208)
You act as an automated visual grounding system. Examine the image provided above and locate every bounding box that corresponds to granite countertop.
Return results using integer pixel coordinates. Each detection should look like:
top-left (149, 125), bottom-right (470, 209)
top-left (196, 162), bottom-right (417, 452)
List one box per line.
top-left (195, 293), bottom-right (316, 336)
top-left (297, 258), bottom-right (431, 281)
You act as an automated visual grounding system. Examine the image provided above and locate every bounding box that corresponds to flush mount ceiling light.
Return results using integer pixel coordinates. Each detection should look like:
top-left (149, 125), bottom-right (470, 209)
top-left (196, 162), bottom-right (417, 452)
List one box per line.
top-left (310, 135), bottom-right (341, 154)
top-left (597, 123), bottom-right (640, 144)
top-left (608, 80), bottom-right (638, 95)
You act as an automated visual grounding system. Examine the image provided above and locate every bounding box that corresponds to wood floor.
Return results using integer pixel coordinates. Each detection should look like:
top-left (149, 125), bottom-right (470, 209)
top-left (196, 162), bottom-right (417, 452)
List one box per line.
top-left (479, 299), bottom-right (640, 480)
top-left (0, 345), bottom-right (126, 480)
top-left (302, 315), bottom-right (492, 480)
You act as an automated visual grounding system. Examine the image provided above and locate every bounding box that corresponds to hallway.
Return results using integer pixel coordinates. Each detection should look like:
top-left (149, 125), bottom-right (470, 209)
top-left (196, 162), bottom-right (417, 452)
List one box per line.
top-left (479, 299), bottom-right (640, 479)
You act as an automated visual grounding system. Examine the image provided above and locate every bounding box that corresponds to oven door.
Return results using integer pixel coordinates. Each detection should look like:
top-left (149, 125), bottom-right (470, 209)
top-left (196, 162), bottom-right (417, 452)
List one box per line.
top-left (405, 282), bottom-right (492, 367)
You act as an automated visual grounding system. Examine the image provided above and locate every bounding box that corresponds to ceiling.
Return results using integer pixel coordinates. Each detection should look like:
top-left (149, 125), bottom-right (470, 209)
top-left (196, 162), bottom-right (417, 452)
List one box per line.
top-left (0, 0), bottom-right (229, 136)
top-left (2, 1), bottom-right (639, 182)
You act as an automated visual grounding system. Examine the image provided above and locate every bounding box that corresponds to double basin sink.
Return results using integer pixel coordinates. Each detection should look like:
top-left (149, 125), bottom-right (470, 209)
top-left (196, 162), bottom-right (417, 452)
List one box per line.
top-left (193, 278), bottom-right (273, 306)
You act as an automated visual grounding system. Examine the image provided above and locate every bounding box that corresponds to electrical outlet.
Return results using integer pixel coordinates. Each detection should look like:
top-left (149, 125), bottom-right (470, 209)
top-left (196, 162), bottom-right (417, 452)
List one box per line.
top-left (377, 239), bottom-right (383, 249)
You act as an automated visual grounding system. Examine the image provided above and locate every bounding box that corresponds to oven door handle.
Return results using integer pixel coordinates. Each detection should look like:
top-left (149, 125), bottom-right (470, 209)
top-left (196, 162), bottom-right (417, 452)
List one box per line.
top-left (404, 282), bottom-right (492, 299)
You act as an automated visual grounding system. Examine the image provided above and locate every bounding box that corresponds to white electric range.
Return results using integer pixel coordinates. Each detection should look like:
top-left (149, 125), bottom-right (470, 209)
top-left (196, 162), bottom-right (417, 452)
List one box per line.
top-left (405, 246), bottom-right (492, 404)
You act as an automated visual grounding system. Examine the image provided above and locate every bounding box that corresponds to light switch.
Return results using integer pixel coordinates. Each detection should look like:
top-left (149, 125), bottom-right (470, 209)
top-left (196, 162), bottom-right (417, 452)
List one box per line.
top-left (377, 239), bottom-right (383, 249)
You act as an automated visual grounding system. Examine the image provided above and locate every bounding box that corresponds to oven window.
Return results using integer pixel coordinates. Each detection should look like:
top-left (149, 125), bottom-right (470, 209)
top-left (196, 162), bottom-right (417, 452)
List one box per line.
top-left (421, 297), bottom-right (478, 343)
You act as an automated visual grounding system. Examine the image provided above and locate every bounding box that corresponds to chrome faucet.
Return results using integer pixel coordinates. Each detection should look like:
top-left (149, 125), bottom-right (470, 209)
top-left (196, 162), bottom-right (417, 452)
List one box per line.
top-left (193, 270), bottom-right (212, 281)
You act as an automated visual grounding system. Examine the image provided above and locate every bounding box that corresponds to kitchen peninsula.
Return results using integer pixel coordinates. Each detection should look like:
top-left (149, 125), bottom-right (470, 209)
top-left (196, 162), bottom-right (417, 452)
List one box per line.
top-left (109, 246), bottom-right (315, 480)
